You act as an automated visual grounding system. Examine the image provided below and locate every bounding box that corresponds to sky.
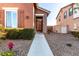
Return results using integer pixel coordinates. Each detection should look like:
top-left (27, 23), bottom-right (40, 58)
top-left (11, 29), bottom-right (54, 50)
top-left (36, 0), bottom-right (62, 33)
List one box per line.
top-left (38, 3), bottom-right (72, 26)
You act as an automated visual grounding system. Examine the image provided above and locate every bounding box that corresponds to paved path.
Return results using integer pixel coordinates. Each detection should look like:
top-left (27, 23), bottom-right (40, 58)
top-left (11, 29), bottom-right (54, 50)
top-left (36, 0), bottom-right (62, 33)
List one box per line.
top-left (27, 33), bottom-right (53, 56)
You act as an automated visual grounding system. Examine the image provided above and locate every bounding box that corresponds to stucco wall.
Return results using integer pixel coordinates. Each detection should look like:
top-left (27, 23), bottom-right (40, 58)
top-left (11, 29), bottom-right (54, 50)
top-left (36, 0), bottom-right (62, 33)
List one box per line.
top-left (0, 3), bottom-right (34, 28)
top-left (56, 3), bottom-right (76, 32)
top-left (35, 8), bottom-right (48, 33)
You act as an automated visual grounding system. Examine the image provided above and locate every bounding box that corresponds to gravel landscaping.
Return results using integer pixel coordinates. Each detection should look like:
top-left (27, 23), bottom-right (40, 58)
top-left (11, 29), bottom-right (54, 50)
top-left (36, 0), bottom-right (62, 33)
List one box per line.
top-left (45, 33), bottom-right (79, 56)
top-left (0, 39), bottom-right (32, 56)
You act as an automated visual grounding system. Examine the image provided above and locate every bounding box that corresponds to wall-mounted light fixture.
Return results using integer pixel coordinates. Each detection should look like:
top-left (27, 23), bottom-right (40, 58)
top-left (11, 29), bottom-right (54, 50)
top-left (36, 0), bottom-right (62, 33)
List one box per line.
top-left (26, 16), bottom-right (29, 19)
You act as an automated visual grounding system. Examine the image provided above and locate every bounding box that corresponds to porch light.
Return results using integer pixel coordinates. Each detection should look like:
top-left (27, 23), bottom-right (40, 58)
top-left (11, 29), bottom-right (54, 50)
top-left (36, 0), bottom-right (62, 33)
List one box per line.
top-left (26, 16), bottom-right (29, 19)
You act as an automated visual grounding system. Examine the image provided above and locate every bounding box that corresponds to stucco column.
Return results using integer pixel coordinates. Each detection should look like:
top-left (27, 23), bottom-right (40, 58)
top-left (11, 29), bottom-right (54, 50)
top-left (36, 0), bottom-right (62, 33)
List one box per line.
top-left (43, 15), bottom-right (47, 33)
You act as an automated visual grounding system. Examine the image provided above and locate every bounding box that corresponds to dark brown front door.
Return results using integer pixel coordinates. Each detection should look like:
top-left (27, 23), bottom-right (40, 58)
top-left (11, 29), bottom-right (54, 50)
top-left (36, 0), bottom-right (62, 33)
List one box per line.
top-left (36, 17), bottom-right (43, 32)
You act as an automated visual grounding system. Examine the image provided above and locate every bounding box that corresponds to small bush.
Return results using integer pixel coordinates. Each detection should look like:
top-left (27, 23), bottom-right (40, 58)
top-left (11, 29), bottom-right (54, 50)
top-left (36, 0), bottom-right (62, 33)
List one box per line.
top-left (47, 26), bottom-right (53, 34)
top-left (19, 29), bottom-right (35, 40)
top-left (6, 28), bottom-right (35, 40)
top-left (0, 51), bottom-right (15, 56)
top-left (0, 24), bottom-right (5, 32)
top-left (6, 29), bottom-right (19, 39)
top-left (70, 31), bottom-right (79, 38)
top-left (0, 24), bottom-right (6, 40)
top-left (0, 32), bottom-right (6, 40)
top-left (5, 28), bottom-right (23, 32)
top-left (8, 41), bottom-right (14, 51)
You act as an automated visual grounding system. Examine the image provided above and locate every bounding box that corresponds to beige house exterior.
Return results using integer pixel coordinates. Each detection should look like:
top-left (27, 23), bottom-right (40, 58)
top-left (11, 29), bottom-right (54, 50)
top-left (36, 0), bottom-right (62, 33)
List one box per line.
top-left (55, 3), bottom-right (79, 33)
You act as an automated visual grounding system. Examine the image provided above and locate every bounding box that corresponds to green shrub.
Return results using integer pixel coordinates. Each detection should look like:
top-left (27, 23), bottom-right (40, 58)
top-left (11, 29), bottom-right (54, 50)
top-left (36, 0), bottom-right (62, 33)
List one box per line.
top-left (0, 51), bottom-right (15, 56)
top-left (47, 26), bottom-right (53, 33)
top-left (6, 28), bottom-right (35, 40)
top-left (6, 29), bottom-right (19, 39)
top-left (5, 28), bottom-right (23, 32)
top-left (19, 29), bottom-right (35, 40)
top-left (70, 31), bottom-right (79, 38)
top-left (0, 24), bottom-right (5, 32)
top-left (0, 32), bottom-right (6, 40)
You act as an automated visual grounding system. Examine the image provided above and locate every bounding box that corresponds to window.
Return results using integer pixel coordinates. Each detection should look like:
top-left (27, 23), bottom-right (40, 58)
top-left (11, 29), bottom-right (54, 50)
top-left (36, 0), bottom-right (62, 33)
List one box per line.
top-left (5, 10), bottom-right (17, 28)
top-left (64, 11), bottom-right (67, 19)
top-left (76, 3), bottom-right (79, 6)
top-left (69, 7), bottom-right (73, 16)
top-left (74, 10), bottom-right (77, 14)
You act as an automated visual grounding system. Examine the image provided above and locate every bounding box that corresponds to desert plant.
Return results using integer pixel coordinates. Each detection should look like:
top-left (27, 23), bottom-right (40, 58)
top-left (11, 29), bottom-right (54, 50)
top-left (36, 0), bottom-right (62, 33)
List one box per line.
top-left (7, 41), bottom-right (14, 51)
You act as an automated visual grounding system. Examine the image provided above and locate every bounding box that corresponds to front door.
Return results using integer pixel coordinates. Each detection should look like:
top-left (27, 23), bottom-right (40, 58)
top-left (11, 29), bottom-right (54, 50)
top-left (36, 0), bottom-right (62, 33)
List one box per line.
top-left (36, 17), bottom-right (43, 32)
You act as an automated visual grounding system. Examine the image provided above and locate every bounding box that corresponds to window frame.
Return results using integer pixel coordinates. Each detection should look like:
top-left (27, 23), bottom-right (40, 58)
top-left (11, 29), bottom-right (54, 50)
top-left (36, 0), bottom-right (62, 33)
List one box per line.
top-left (4, 8), bottom-right (18, 28)
top-left (64, 11), bottom-right (67, 19)
top-left (69, 7), bottom-right (73, 16)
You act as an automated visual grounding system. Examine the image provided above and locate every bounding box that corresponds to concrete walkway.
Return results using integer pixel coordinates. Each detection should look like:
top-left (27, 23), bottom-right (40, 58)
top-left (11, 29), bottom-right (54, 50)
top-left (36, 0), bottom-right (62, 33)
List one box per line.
top-left (27, 33), bottom-right (53, 56)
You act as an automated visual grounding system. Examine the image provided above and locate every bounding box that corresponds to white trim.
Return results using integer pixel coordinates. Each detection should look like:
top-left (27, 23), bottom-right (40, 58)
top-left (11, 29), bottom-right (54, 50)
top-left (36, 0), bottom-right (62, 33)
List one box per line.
top-left (2, 7), bottom-right (18, 10)
top-left (33, 6), bottom-right (34, 28)
top-left (35, 14), bottom-right (44, 16)
top-left (4, 8), bottom-right (18, 28)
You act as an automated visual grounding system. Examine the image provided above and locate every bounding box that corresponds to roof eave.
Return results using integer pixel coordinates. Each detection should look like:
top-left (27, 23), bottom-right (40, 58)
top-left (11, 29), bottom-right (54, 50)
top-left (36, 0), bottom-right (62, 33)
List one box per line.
top-left (36, 4), bottom-right (50, 15)
top-left (56, 3), bottom-right (75, 19)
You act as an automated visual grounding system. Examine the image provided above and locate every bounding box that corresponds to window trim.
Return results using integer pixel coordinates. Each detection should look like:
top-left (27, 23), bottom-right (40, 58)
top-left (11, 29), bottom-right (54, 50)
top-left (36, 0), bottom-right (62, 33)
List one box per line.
top-left (3, 8), bottom-right (18, 28)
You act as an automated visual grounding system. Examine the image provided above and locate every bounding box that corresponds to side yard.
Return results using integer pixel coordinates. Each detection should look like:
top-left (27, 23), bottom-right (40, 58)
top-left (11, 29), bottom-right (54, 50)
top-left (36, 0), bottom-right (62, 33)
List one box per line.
top-left (45, 33), bottom-right (79, 56)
